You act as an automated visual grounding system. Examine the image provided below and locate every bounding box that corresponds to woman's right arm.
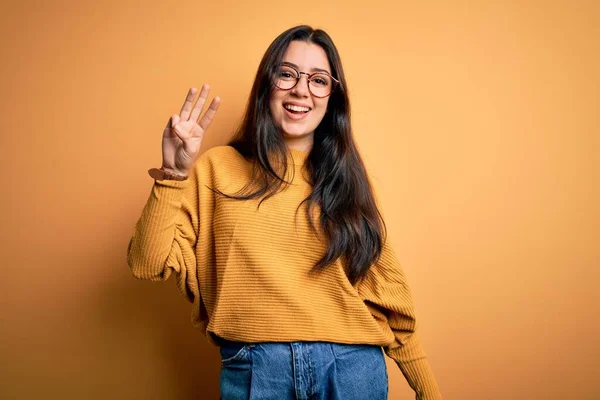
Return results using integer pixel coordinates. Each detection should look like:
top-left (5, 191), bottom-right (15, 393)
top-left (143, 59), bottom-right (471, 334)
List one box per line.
top-left (126, 85), bottom-right (220, 300)
top-left (126, 175), bottom-right (199, 300)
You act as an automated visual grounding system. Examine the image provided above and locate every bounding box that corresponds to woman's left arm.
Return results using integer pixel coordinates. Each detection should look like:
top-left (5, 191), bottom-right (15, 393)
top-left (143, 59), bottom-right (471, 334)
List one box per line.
top-left (357, 239), bottom-right (443, 400)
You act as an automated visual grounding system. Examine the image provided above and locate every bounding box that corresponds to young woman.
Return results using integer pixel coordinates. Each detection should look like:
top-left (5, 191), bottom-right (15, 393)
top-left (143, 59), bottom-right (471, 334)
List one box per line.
top-left (127, 25), bottom-right (442, 399)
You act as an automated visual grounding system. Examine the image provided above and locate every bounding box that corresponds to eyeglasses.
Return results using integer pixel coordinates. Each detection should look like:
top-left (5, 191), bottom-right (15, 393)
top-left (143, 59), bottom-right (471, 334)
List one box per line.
top-left (271, 64), bottom-right (340, 98)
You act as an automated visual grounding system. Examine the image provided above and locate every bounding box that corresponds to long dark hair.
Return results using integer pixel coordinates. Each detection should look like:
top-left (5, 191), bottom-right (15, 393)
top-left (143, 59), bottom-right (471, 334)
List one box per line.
top-left (217, 25), bottom-right (387, 285)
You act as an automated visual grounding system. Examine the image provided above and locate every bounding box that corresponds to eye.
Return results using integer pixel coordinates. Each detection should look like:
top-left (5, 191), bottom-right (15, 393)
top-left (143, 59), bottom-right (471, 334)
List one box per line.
top-left (276, 65), bottom-right (298, 81)
top-left (310, 74), bottom-right (331, 87)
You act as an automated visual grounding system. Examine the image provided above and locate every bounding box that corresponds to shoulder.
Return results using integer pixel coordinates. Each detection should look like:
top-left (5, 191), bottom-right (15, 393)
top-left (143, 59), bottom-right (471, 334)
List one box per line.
top-left (195, 145), bottom-right (249, 169)
top-left (199, 145), bottom-right (243, 163)
top-left (192, 145), bottom-right (252, 185)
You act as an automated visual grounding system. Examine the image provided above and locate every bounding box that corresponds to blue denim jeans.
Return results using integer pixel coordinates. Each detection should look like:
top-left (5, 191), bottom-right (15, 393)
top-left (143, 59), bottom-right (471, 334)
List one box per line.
top-left (217, 336), bottom-right (389, 400)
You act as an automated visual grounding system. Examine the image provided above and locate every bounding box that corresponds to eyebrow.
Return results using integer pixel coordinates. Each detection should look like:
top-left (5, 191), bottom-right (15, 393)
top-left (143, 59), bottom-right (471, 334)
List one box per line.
top-left (282, 61), bottom-right (331, 75)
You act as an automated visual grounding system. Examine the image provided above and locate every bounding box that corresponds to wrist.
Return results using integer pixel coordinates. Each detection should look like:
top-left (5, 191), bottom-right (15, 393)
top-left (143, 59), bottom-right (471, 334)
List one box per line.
top-left (148, 167), bottom-right (189, 181)
top-left (161, 166), bottom-right (188, 176)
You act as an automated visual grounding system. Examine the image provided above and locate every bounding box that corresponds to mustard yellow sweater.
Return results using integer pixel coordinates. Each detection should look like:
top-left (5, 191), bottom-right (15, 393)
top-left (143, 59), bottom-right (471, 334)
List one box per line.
top-left (127, 146), bottom-right (441, 399)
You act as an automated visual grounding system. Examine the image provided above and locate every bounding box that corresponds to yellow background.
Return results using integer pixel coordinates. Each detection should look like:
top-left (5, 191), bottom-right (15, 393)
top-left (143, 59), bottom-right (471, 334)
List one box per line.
top-left (1, 0), bottom-right (598, 398)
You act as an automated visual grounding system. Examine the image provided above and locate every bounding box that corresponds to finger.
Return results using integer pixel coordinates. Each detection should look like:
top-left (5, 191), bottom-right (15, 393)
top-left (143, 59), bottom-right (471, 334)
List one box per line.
top-left (189, 84), bottom-right (210, 123)
top-left (197, 96), bottom-right (221, 132)
top-left (179, 87), bottom-right (198, 121)
top-left (172, 116), bottom-right (187, 141)
top-left (163, 114), bottom-right (179, 138)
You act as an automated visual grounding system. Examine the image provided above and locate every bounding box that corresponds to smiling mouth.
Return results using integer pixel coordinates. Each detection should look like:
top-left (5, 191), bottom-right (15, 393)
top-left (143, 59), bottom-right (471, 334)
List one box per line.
top-left (283, 103), bottom-right (311, 114)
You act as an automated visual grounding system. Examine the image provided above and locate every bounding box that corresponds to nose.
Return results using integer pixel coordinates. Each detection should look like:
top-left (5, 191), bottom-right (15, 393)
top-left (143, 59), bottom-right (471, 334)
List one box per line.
top-left (291, 73), bottom-right (310, 97)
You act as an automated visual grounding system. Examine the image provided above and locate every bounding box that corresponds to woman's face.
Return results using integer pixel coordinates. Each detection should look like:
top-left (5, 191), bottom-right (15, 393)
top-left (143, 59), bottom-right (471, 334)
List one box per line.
top-left (269, 40), bottom-right (332, 150)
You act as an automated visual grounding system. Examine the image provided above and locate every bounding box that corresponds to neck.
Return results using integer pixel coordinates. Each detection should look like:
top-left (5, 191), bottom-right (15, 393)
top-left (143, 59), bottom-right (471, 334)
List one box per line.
top-left (283, 133), bottom-right (314, 152)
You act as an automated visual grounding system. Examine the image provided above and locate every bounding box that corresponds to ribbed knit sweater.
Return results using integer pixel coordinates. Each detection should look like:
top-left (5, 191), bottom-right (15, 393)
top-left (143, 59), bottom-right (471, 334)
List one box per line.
top-left (127, 145), bottom-right (441, 399)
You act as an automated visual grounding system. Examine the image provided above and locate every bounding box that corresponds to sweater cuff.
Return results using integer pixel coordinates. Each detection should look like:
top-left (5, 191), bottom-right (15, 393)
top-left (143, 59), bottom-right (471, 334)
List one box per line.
top-left (395, 357), bottom-right (442, 399)
top-left (153, 177), bottom-right (190, 189)
top-left (386, 340), bottom-right (442, 400)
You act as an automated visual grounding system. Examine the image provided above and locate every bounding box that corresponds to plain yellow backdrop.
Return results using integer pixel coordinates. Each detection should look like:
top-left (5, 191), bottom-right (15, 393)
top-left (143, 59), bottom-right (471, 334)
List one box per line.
top-left (0, 1), bottom-right (598, 399)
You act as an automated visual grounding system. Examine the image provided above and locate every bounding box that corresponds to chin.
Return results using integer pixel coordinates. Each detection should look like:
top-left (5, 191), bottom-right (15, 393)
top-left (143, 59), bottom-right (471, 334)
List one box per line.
top-left (282, 129), bottom-right (314, 138)
top-left (283, 128), bottom-right (307, 136)
top-left (279, 122), bottom-right (311, 137)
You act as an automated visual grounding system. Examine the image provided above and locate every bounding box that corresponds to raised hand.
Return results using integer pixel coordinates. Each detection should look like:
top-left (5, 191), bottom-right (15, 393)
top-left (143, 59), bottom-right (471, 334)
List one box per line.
top-left (161, 85), bottom-right (220, 176)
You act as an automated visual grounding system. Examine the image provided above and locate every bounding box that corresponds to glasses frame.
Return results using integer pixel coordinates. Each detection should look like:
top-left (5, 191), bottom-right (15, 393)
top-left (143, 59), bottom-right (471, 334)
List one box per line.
top-left (271, 64), bottom-right (340, 98)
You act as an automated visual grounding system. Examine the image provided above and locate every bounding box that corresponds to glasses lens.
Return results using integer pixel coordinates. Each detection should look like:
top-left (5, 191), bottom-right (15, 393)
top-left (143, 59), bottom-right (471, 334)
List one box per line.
top-left (273, 65), bottom-right (298, 90)
top-left (309, 73), bottom-right (333, 97)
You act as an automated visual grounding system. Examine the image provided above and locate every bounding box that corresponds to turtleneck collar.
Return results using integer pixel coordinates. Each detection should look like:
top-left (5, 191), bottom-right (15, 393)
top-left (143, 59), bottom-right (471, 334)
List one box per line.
top-left (288, 148), bottom-right (310, 166)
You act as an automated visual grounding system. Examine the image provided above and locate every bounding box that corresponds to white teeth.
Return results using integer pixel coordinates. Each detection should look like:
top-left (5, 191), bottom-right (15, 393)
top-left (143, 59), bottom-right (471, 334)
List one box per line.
top-left (284, 104), bottom-right (310, 112)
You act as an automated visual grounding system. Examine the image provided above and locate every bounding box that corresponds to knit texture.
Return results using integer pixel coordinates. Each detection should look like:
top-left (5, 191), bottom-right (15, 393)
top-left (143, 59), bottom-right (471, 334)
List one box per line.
top-left (127, 145), bottom-right (442, 398)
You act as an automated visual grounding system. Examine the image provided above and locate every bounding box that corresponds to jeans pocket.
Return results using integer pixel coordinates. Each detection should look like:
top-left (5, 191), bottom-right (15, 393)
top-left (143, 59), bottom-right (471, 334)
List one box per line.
top-left (220, 343), bottom-right (251, 366)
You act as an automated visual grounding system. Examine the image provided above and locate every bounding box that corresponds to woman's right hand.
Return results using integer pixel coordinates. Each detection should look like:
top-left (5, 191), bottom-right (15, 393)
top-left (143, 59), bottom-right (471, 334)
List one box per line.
top-left (161, 85), bottom-right (221, 177)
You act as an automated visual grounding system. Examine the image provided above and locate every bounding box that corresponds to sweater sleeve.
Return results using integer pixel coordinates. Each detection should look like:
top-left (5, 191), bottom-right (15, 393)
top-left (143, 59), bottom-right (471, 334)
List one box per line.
top-left (357, 239), bottom-right (442, 399)
top-left (126, 167), bottom-right (200, 303)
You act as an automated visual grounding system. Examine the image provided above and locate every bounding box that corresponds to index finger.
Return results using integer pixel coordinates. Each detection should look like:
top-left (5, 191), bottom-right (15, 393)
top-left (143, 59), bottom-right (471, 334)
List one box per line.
top-left (189, 84), bottom-right (211, 122)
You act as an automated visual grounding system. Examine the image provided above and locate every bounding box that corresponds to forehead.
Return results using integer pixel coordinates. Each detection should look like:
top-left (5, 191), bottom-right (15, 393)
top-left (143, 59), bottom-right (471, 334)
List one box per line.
top-left (282, 41), bottom-right (331, 73)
